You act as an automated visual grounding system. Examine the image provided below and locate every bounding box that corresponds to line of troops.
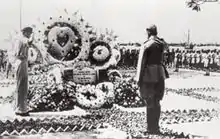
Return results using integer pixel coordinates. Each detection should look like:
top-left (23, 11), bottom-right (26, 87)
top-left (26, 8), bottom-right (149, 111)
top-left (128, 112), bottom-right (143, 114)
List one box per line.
top-left (117, 47), bottom-right (220, 72)
top-left (118, 48), bottom-right (139, 68)
top-left (172, 49), bottom-right (220, 71)
top-left (0, 50), bottom-right (9, 72)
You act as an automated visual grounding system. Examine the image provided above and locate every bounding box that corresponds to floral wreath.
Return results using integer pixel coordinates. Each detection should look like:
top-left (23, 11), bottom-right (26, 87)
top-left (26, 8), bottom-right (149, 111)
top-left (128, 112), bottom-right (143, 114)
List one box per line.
top-left (88, 31), bottom-right (121, 70)
top-left (75, 82), bottom-right (114, 109)
top-left (75, 84), bottom-right (107, 109)
top-left (33, 11), bottom-right (90, 65)
top-left (89, 41), bottom-right (112, 66)
top-left (44, 22), bottom-right (82, 60)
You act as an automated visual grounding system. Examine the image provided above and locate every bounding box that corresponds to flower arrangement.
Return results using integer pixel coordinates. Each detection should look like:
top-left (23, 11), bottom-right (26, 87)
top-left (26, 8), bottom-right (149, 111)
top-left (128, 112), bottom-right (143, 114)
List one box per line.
top-left (114, 79), bottom-right (145, 108)
top-left (107, 70), bottom-right (122, 82)
top-left (28, 64), bottom-right (65, 86)
top-left (28, 66), bottom-right (117, 110)
top-left (96, 82), bottom-right (115, 107)
top-left (28, 47), bottom-right (39, 64)
top-left (75, 82), bottom-right (115, 109)
top-left (72, 60), bottom-right (91, 70)
top-left (28, 82), bottom-right (77, 112)
top-left (45, 23), bottom-right (82, 60)
top-left (32, 11), bottom-right (90, 64)
top-left (88, 29), bottom-right (121, 70)
top-left (89, 41), bottom-right (112, 65)
top-left (29, 11), bottom-right (120, 73)
top-left (27, 63), bottom-right (146, 111)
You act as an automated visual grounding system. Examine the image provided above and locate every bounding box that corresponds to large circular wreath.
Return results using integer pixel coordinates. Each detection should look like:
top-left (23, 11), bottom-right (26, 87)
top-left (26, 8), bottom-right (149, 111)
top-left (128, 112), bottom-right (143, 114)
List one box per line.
top-left (33, 14), bottom-right (90, 65)
top-left (45, 22), bottom-right (82, 61)
top-left (89, 41), bottom-right (112, 66)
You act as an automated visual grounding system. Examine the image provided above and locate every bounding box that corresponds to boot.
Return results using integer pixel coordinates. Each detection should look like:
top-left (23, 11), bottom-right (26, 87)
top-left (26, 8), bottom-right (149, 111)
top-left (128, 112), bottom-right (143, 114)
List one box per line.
top-left (153, 105), bottom-right (161, 132)
top-left (146, 107), bottom-right (161, 134)
top-left (204, 70), bottom-right (210, 76)
top-left (147, 107), bottom-right (154, 132)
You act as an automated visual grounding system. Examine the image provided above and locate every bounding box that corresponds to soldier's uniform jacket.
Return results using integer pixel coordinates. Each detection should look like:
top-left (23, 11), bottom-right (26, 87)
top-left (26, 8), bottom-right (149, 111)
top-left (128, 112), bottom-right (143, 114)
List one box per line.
top-left (217, 53), bottom-right (220, 66)
top-left (199, 53), bottom-right (203, 63)
top-left (136, 36), bottom-right (168, 84)
top-left (208, 52), bottom-right (212, 64)
top-left (177, 52), bottom-right (182, 63)
top-left (192, 52), bottom-right (196, 64)
top-left (212, 52), bottom-right (216, 64)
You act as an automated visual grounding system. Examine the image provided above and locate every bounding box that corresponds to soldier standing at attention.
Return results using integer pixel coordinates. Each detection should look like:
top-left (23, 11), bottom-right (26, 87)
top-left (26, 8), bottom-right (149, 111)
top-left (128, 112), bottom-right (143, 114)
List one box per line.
top-left (171, 49), bottom-right (175, 68)
top-left (13, 27), bottom-right (34, 116)
top-left (199, 50), bottom-right (204, 70)
top-left (203, 50), bottom-right (210, 76)
top-left (216, 51), bottom-right (220, 71)
top-left (186, 50), bottom-right (190, 69)
top-left (136, 25), bottom-right (169, 134)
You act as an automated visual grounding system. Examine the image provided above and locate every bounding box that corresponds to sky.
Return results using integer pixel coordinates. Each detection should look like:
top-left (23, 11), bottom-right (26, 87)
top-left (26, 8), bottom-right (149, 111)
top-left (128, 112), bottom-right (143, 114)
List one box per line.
top-left (0, 0), bottom-right (220, 49)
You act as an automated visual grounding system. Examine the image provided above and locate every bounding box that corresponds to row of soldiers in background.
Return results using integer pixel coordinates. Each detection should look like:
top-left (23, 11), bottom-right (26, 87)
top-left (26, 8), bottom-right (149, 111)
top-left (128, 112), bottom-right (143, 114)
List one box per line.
top-left (117, 48), bottom-right (139, 68)
top-left (173, 49), bottom-right (220, 75)
top-left (117, 47), bottom-right (220, 75)
top-left (0, 50), bottom-right (8, 72)
top-left (117, 47), bottom-right (176, 69)
top-left (0, 50), bottom-right (14, 79)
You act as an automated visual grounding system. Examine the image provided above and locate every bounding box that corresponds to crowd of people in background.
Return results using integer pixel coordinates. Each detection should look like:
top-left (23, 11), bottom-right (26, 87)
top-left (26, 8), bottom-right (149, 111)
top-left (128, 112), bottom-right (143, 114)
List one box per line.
top-left (173, 49), bottom-right (220, 72)
top-left (0, 50), bottom-right (13, 79)
top-left (117, 46), bottom-right (220, 74)
top-left (117, 48), bottom-right (139, 69)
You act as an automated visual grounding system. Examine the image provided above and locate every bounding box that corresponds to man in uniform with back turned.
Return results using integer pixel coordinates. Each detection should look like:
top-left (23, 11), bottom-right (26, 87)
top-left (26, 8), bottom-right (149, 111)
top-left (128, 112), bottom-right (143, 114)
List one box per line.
top-left (136, 25), bottom-right (169, 134)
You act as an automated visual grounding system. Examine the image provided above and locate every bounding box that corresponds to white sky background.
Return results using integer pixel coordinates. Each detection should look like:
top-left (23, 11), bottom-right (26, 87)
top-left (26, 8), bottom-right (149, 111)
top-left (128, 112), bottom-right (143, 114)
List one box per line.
top-left (0, 0), bottom-right (220, 49)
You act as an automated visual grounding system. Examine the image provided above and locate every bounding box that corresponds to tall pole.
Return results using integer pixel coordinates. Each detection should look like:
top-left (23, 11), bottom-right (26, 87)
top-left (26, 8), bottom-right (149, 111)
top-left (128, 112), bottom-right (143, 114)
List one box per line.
top-left (188, 29), bottom-right (190, 45)
top-left (20, 0), bottom-right (22, 30)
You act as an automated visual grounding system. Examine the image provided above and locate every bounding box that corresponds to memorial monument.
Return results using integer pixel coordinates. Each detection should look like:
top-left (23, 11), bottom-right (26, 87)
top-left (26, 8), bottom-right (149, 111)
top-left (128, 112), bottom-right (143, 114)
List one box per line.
top-left (10, 11), bottom-right (122, 111)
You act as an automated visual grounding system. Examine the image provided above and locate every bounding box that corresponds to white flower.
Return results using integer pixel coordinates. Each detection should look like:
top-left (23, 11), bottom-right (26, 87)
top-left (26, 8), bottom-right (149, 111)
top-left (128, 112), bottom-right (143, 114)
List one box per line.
top-left (116, 89), bottom-right (121, 92)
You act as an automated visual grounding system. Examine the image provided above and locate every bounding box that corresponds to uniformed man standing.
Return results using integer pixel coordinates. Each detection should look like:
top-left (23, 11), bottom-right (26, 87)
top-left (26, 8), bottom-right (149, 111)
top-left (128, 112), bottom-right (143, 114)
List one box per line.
top-left (136, 25), bottom-right (169, 134)
top-left (203, 50), bottom-right (210, 76)
top-left (175, 51), bottom-right (181, 72)
top-left (216, 51), bottom-right (220, 71)
top-left (13, 27), bottom-right (34, 116)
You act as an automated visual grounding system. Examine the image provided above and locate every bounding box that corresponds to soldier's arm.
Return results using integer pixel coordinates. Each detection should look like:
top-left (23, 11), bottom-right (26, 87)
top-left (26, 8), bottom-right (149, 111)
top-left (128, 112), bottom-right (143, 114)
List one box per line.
top-left (136, 40), bottom-right (153, 82)
top-left (14, 40), bottom-right (27, 60)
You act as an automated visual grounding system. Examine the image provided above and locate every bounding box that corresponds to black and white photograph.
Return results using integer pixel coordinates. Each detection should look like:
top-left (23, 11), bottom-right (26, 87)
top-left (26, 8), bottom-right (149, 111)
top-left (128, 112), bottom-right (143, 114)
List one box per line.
top-left (0, 0), bottom-right (220, 138)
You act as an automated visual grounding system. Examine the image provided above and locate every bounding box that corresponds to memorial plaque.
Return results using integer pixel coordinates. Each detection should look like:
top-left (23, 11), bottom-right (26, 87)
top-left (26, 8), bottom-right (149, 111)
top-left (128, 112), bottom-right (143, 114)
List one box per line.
top-left (73, 67), bottom-right (97, 84)
top-left (63, 68), bottom-right (74, 81)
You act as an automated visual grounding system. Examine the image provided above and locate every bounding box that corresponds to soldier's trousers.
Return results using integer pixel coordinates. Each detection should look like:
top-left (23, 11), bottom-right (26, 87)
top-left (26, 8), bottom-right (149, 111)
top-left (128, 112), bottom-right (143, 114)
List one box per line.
top-left (140, 79), bottom-right (165, 131)
top-left (15, 60), bottom-right (28, 113)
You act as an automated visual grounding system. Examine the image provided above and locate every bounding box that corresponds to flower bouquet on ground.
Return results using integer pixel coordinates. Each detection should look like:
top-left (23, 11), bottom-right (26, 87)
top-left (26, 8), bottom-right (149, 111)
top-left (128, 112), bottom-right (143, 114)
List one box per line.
top-left (28, 81), bottom-right (77, 112)
top-left (114, 78), bottom-right (145, 108)
top-left (75, 82), bottom-right (115, 109)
